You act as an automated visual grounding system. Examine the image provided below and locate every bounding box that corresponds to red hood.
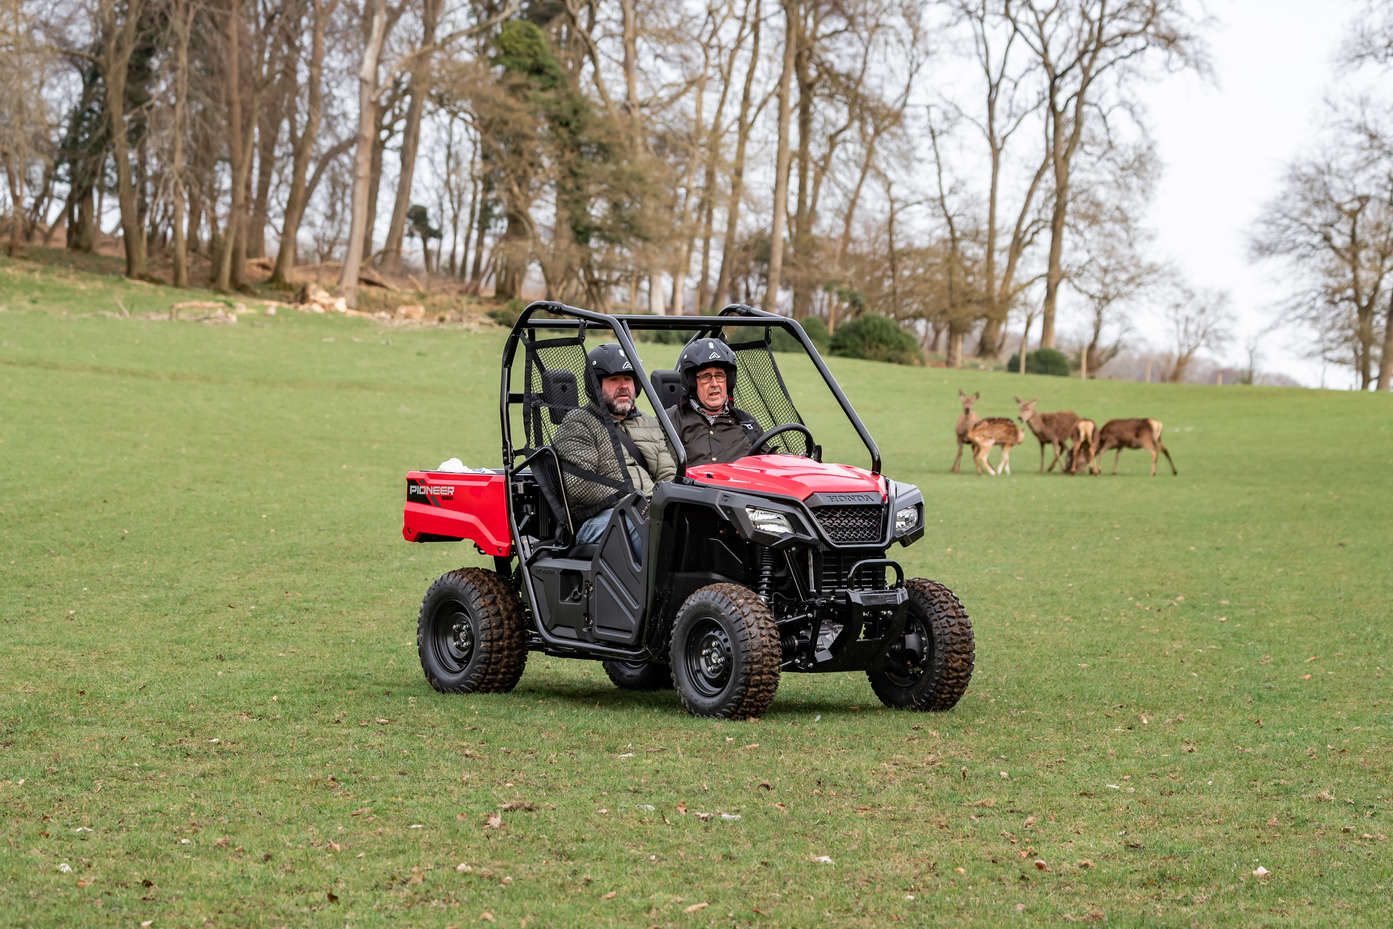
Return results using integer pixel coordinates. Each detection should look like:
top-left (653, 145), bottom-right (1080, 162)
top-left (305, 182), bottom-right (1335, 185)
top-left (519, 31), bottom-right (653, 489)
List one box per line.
top-left (685, 454), bottom-right (886, 501)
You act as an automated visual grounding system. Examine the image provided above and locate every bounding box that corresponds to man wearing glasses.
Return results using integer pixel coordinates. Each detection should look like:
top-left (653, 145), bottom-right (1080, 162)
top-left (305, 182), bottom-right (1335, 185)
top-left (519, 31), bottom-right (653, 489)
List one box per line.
top-left (667, 339), bottom-right (761, 466)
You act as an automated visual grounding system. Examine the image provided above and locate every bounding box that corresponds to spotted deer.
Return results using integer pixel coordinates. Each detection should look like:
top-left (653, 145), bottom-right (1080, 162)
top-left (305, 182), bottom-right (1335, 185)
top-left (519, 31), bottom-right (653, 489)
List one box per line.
top-left (967, 417), bottom-right (1026, 476)
top-left (1064, 418), bottom-right (1098, 475)
top-left (951, 389), bottom-right (980, 473)
top-left (1093, 418), bottom-right (1178, 476)
top-left (1014, 396), bottom-right (1079, 472)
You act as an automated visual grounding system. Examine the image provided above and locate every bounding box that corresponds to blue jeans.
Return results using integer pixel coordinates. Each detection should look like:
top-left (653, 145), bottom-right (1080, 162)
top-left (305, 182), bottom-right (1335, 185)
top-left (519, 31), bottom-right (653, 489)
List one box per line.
top-left (576, 507), bottom-right (643, 561)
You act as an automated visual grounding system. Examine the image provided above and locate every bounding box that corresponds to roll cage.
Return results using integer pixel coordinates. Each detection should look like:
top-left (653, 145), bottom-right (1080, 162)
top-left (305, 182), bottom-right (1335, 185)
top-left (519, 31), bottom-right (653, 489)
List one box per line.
top-left (499, 301), bottom-right (882, 482)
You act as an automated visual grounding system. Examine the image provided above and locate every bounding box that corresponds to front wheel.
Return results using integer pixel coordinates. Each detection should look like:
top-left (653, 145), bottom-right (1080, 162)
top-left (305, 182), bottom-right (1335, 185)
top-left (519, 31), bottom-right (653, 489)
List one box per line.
top-left (418, 568), bottom-right (526, 694)
top-left (868, 578), bottom-right (974, 711)
top-left (669, 583), bottom-right (780, 719)
top-left (602, 659), bottom-right (673, 691)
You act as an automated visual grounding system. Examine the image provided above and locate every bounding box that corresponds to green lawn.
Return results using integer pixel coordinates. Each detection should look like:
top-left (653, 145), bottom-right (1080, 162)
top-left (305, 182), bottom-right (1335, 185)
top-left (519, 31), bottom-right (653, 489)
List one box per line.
top-left (2, 256), bottom-right (1390, 927)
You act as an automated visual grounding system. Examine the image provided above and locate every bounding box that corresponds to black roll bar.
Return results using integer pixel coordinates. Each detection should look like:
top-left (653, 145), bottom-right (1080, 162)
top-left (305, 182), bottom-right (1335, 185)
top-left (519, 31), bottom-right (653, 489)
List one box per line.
top-left (500, 300), bottom-right (882, 476)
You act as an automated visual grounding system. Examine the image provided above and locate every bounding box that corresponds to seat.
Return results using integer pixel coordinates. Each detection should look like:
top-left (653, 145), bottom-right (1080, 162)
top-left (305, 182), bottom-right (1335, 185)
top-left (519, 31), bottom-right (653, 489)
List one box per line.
top-left (649, 369), bottom-right (683, 412)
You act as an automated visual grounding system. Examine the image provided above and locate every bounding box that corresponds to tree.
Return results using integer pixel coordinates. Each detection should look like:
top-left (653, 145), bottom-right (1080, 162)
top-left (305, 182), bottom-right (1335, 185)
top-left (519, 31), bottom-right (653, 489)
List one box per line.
top-left (0, 0), bottom-right (58, 255)
top-left (1163, 284), bottom-right (1231, 383)
top-left (98, 0), bottom-right (164, 279)
top-left (270, 0), bottom-right (343, 286)
top-left (381, 0), bottom-right (443, 274)
top-left (1007, 0), bottom-right (1209, 349)
top-left (339, 0), bottom-right (388, 307)
top-left (1250, 105), bottom-right (1393, 390)
top-left (764, 0), bottom-right (798, 310)
top-left (1340, 0), bottom-right (1393, 68)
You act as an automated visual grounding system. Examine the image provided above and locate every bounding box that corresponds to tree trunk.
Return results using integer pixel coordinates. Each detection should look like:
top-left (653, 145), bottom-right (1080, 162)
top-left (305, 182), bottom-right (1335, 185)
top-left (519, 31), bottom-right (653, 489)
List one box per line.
top-left (3, 150), bottom-right (23, 256)
top-left (1379, 290), bottom-right (1393, 390)
top-left (101, 0), bottom-right (148, 279)
top-left (339, 0), bottom-right (387, 307)
top-left (248, 91), bottom-right (284, 260)
top-left (214, 0), bottom-right (253, 293)
top-left (272, 0), bottom-right (333, 285)
top-left (764, 0), bottom-right (797, 311)
top-left (382, 0), bottom-right (441, 273)
top-left (790, 2), bottom-right (814, 321)
top-left (170, 0), bottom-right (193, 287)
top-left (713, 0), bottom-right (761, 309)
top-left (1039, 114), bottom-right (1070, 349)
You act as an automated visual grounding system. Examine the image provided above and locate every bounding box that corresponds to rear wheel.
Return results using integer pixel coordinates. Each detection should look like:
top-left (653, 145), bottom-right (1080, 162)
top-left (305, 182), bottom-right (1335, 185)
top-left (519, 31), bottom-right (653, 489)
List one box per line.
top-left (868, 578), bottom-right (974, 711)
top-left (418, 568), bottom-right (526, 693)
top-left (670, 583), bottom-right (780, 719)
top-left (602, 659), bottom-right (673, 691)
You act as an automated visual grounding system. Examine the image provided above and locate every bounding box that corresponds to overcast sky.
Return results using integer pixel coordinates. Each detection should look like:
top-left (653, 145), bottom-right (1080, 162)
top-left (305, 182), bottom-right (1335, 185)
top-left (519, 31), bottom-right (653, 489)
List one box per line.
top-left (1140, 0), bottom-right (1361, 387)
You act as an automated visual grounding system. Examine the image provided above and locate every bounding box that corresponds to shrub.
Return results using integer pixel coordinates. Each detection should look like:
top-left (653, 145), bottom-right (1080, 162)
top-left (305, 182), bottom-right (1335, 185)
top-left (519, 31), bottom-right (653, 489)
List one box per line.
top-left (771, 315), bottom-right (831, 355)
top-left (829, 314), bottom-right (921, 365)
top-left (1006, 347), bottom-right (1071, 377)
top-left (486, 298), bottom-right (527, 328)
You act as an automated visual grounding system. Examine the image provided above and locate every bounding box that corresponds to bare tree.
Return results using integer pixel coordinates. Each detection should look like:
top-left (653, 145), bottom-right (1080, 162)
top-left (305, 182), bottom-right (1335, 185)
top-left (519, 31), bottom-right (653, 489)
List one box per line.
top-left (338, 0), bottom-right (388, 307)
top-left (1007, 0), bottom-right (1209, 349)
top-left (1340, 0), bottom-right (1393, 68)
top-left (1163, 284), bottom-right (1231, 383)
top-left (98, 0), bottom-right (159, 279)
top-left (270, 0), bottom-right (342, 286)
top-left (945, 0), bottom-right (1049, 359)
top-left (380, 0), bottom-right (442, 274)
top-left (1250, 104), bottom-right (1393, 390)
top-left (764, 0), bottom-right (798, 310)
top-left (0, 0), bottom-right (58, 255)
top-left (712, 0), bottom-right (765, 309)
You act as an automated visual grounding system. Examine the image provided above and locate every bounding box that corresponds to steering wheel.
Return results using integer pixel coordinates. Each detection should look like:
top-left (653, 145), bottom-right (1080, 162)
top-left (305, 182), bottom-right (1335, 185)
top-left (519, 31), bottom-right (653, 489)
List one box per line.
top-left (749, 423), bottom-right (819, 459)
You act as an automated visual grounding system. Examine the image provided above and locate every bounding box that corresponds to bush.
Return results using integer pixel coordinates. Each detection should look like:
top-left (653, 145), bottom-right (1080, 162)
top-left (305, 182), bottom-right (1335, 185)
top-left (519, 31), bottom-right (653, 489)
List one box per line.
top-left (486, 298), bottom-right (527, 328)
top-left (828, 314), bottom-right (921, 365)
top-left (771, 315), bottom-right (831, 355)
top-left (1006, 347), bottom-right (1071, 377)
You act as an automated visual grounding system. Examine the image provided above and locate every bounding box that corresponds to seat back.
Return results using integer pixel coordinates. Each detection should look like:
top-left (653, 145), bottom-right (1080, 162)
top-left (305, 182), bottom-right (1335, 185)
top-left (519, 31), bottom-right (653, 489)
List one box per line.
top-left (649, 368), bottom-right (684, 413)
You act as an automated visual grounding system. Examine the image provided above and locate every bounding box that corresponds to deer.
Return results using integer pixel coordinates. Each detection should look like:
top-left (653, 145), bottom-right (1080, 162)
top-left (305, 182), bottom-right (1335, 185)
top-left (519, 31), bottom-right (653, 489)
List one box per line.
top-left (950, 389), bottom-right (980, 473)
top-left (1015, 396), bottom-right (1079, 473)
top-left (967, 417), bottom-right (1026, 476)
top-left (1093, 418), bottom-right (1178, 476)
top-left (1064, 418), bottom-right (1098, 475)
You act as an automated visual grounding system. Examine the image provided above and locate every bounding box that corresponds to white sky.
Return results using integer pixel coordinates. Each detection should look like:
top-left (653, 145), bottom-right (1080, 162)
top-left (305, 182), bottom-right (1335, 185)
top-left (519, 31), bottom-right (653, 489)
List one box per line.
top-left (1140, 0), bottom-right (1360, 387)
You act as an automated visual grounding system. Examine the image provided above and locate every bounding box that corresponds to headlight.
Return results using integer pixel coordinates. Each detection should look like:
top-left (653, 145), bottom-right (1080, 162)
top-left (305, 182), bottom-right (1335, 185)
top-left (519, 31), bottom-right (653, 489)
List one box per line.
top-left (746, 507), bottom-right (793, 536)
top-left (894, 505), bottom-right (920, 535)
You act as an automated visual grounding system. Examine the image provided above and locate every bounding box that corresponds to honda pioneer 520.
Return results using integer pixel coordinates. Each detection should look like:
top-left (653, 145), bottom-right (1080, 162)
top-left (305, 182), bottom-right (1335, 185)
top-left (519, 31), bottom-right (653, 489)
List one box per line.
top-left (402, 302), bottom-right (973, 718)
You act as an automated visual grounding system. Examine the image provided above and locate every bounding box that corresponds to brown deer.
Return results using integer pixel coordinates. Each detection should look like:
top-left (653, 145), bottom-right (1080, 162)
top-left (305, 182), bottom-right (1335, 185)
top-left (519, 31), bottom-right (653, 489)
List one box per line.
top-left (1064, 418), bottom-right (1098, 475)
top-left (950, 389), bottom-right (980, 473)
top-left (1015, 396), bottom-right (1079, 472)
top-left (967, 417), bottom-right (1026, 476)
top-left (1093, 418), bottom-right (1178, 476)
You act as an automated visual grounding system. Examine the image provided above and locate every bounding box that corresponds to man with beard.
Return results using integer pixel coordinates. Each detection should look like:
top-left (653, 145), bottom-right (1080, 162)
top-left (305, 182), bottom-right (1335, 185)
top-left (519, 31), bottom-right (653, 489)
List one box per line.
top-left (553, 343), bottom-right (676, 553)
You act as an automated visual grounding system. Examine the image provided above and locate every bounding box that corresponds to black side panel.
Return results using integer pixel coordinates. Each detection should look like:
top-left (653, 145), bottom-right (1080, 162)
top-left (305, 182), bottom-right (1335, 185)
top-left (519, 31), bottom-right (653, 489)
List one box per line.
top-left (589, 500), bottom-right (647, 645)
top-left (528, 556), bottom-right (593, 641)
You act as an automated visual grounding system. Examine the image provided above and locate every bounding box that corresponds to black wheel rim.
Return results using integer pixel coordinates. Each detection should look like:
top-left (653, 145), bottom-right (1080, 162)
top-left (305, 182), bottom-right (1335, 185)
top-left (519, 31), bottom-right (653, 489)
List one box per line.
top-left (684, 618), bottom-right (732, 698)
top-left (431, 601), bottom-right (475, 673)
top-left (883, 616), bottom-right (929, 688)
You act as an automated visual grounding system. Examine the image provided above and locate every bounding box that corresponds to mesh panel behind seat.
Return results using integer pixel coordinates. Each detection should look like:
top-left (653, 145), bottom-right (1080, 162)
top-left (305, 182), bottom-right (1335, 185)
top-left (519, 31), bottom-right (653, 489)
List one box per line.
top-left (522, 337), bottom-right (591, 450)
top-left (730, 336), bottom-right (805, 455)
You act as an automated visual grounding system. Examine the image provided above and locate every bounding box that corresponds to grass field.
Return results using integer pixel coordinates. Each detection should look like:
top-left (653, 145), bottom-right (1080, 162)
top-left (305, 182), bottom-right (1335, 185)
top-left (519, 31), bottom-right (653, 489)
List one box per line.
top-left (3, 256), bottom-right (1390, 928)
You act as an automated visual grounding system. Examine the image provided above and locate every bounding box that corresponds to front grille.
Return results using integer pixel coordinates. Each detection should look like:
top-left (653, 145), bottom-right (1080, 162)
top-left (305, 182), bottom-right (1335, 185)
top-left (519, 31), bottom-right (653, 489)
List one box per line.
top-left (817, 550), bottom-right (887, 592)
top-left (811, 504), bottom-right (884, 544)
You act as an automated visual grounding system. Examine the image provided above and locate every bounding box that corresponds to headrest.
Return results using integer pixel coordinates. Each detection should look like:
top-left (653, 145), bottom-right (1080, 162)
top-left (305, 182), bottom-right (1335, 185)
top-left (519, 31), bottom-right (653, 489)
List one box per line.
top-left (541, 368), bottom-right (578, 424)
top-left (649, 369), bottom-right (683, 411)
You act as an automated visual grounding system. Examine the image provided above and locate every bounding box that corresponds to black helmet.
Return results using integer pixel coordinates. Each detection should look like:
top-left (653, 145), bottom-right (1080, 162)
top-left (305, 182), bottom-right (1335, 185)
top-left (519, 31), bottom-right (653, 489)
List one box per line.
top-left (677, 338), bottom-right (738, 397)
top-left (584, 342), bottom-right (638, 403)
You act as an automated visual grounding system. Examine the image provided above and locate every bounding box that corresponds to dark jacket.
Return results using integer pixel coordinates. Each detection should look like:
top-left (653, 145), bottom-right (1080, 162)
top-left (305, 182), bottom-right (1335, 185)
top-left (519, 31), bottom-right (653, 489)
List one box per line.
top-left (665, 398), bottom-right (760, 467)
top-left (553, 404), bottom-right (677, 519)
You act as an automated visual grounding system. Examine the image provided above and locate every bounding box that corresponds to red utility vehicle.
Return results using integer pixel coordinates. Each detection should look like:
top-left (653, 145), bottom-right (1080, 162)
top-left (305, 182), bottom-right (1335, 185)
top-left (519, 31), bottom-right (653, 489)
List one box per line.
top-left (403, 303), bottom-right (973, 718)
